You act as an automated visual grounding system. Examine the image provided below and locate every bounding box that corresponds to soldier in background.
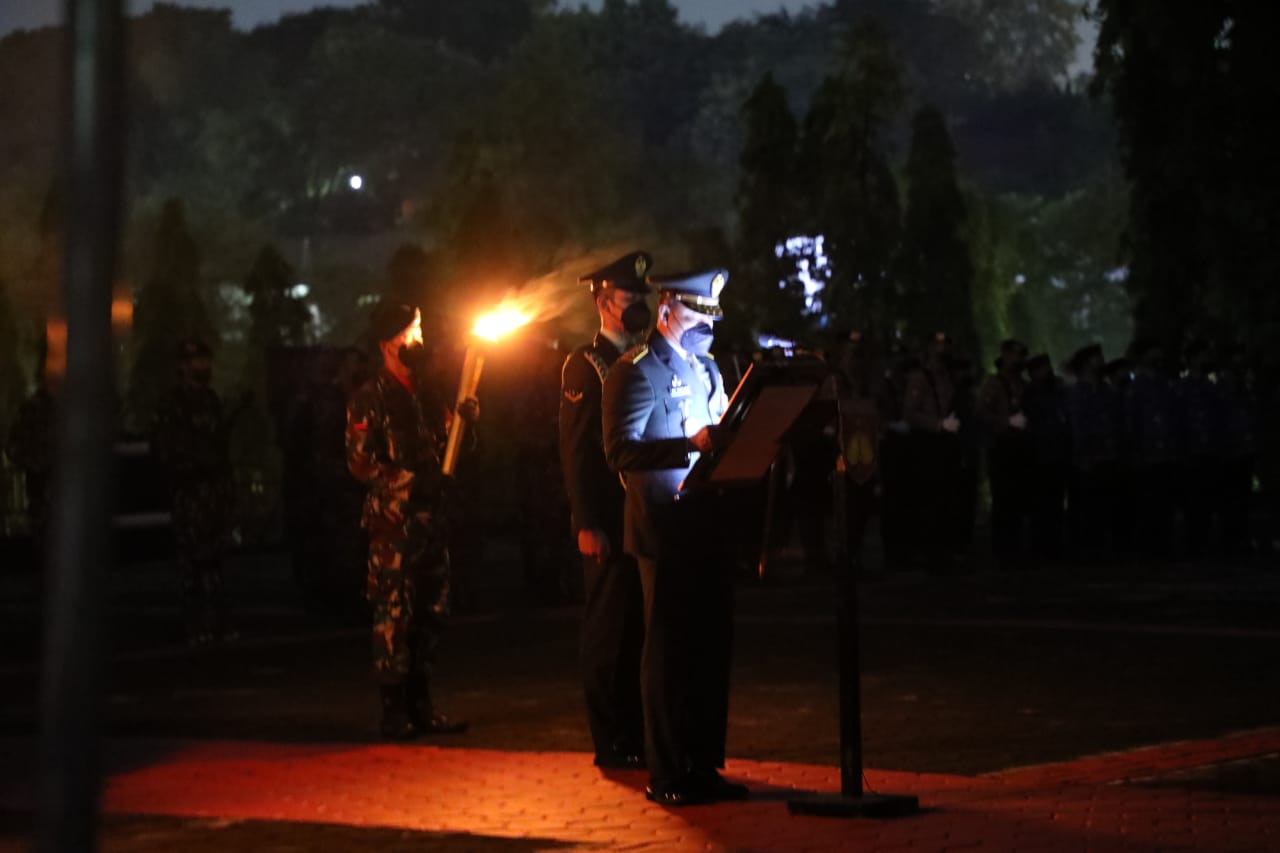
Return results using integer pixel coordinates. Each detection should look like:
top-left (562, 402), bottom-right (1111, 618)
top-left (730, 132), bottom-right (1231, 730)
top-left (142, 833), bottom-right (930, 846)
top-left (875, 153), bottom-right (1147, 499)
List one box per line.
top-left (832, 330), bottom-right (888, 572)
top-left (153, 340), bottom-right (237, 646)
top-left (1022, 353), bottom-right (1071, 561)
top-left (877, 341), bottom-right (913, 572)
top-left (1217, 344), bottom-right (1258, 559)
top-left (1103, 356), bottom-right (1137, 555)
top-left (346, 303), bottom-right (475, 739)
top-left (902, 332), bottom-right (963, 571)
top-left (284, 347), bottom-right (370, 617)
top-left (1125, 339), bottom-right (1180, 560)
top-left (1065, 344), bottom-right (1121, 560)
top-left (7, 356), bottom-right (56, 572)
top-left (977, 340), bottom-right (1031, 568)
top-left (559, 251), bottom-right (651, 770)
top-left (1177, 340), bottom-right (1224, 558)
top-left (517, 335), bottom-right (575, 605)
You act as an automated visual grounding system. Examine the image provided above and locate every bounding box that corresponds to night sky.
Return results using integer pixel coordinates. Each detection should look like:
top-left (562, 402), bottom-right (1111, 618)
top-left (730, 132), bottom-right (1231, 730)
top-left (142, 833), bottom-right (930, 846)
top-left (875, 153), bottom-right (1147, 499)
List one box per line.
top-left (0, 0), bottom-right (812, 36)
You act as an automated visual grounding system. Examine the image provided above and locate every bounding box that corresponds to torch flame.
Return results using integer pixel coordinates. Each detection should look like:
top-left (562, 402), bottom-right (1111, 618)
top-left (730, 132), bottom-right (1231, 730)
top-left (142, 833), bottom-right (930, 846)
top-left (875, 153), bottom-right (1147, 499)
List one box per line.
top-left (473, 305), bottom-right (532, 342)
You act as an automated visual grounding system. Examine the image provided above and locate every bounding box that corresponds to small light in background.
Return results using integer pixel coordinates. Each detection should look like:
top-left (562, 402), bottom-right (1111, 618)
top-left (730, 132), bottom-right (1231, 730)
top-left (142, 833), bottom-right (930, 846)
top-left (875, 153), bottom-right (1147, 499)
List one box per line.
top-left (290, 283), bottom-right (310, 299)
top-left (348, 174), bottom-right (364, 191)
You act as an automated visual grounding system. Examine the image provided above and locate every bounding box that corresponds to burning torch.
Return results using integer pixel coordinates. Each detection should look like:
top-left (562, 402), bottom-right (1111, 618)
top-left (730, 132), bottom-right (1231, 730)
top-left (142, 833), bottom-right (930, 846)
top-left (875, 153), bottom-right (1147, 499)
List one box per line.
top-left (441, 304), bottom-right (532, 477)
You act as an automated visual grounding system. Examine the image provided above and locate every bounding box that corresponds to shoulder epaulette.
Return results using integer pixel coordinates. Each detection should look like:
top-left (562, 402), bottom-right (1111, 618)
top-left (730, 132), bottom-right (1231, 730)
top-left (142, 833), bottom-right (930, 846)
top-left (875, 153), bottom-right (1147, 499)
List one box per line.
top-left (623, 344), bottom-right (650, 364)
top-left (583, 349), bottom-right (610, 385)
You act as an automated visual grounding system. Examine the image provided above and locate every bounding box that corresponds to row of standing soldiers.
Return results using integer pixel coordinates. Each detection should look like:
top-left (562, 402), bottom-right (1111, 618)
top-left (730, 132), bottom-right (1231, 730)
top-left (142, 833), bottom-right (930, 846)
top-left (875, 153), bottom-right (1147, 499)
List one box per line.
top-left (830, 333), bottom-right (1263, 572)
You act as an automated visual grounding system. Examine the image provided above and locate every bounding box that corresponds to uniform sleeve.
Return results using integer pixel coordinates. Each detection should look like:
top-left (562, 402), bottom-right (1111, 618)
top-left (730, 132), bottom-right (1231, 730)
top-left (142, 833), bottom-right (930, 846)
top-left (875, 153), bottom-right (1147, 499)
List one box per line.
top-left (602, 358), bottom-right (691, 472)
top-left (558, 352), bottom-right (608, 533)
top-left (903, 371), bottom-right (939, 433)
top-left (345, 384), bottom-right (414, 493)
top-left (976, 376), bottom-right (1009, 435)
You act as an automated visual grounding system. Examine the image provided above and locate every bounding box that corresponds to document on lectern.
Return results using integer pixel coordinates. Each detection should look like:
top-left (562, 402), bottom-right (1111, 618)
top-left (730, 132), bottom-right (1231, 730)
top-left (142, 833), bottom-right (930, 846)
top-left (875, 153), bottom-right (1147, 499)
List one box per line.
top-left (681, 360), bottom-right (828, 490)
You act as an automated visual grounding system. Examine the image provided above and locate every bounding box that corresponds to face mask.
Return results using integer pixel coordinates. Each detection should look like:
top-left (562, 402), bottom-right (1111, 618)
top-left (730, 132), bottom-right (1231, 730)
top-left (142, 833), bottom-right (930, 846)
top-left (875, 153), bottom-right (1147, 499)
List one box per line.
top-left (398, 342), bottom-right (429, 373)
top-left (620, 301), bottom-right (651, 335)
top-left (679, 322), bottom-right (715, 356)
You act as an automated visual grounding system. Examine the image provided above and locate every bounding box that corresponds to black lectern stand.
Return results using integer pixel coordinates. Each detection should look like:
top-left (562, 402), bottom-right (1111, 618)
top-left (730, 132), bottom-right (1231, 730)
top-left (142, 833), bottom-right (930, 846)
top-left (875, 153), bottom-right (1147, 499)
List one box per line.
top-left (687, 362), bottom-right (919, 819)
top-left (786, 454), bottom-right (919, 818)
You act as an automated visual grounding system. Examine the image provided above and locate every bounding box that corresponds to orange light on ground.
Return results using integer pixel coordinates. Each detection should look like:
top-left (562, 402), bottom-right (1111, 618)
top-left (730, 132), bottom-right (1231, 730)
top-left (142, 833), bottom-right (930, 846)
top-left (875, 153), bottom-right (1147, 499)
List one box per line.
top-left (441, 302), bottom-right (535, 477)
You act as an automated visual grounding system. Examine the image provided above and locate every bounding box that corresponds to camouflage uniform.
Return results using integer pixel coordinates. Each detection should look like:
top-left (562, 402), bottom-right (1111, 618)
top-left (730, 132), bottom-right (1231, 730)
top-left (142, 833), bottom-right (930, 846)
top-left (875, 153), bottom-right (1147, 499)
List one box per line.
top-left (153, 383), bottom-right (235, 641)
top-left (346, 367), bottom-right (452, 686)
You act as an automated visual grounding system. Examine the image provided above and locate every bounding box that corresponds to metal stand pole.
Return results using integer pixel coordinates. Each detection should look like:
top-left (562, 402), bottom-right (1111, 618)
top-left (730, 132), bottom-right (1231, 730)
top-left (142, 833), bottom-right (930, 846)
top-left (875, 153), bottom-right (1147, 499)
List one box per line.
top-left (788, 394), bottom-right (918, 819)
top-left (38, 0), bottom-right (125, 850)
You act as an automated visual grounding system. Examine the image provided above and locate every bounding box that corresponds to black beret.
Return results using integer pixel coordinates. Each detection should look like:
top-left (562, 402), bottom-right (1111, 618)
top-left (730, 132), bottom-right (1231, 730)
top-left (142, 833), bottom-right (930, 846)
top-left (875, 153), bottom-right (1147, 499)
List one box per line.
top-left (1026, 353), bottom-right (1051, 372)
top-left (650, 268), bottom-right (727, 318)
top-left (579, 251), bottom-right (653, 295)
top-left (177, 338), bottom-right (211, 360)
top-left (370, 302), bottom-right (417, 342)
top-left (1068, 343), bottom-right (1104, 373)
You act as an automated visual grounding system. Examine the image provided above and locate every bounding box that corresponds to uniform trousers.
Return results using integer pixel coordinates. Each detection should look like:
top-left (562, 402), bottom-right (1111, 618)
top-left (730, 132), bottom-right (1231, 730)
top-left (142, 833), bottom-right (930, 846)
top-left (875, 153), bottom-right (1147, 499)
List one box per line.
top-left (581, 550), bottom-right (645, 757)
top-left (635, 546), bottom-right (734, 785)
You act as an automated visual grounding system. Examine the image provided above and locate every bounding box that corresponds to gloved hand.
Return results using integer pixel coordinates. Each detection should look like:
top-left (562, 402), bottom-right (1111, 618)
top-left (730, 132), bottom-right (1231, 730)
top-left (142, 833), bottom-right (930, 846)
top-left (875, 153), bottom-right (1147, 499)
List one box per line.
top-left (456, 396), bottom-right (480, 425)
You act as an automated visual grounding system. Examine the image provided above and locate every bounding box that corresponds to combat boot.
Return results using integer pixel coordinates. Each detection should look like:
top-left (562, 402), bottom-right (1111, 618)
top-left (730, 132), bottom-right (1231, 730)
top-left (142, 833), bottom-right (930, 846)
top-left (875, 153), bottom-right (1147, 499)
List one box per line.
top-left (406, 674), bottom-right (469, 735)
top-left (378, 684), bottom-right (418, 740)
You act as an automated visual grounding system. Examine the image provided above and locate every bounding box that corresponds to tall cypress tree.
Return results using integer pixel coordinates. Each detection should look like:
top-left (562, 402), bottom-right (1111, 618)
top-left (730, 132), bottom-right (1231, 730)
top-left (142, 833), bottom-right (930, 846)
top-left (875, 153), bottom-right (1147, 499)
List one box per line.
top-left (733, 71), bottom-right (805, 341)
top-left (127, 198), bottom-right (211, 429)
top-left (898, 105), bottom-right (977, 353)
top-left (799, 18), bottom-right (904, 333)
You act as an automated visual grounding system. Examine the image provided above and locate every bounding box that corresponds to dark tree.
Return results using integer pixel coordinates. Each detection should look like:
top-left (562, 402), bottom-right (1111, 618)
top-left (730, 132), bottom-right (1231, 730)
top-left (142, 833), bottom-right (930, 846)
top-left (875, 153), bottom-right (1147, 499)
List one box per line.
top-left (898, 105), bottom-right (976, 352)
top-left (1091, 1), bottom-right (1280, 352)
top-left (127, 198), bottom-right (212, 428)
top-left (734, 72), bottom-right (806, 340)
top-left (799, 18), bottom-right (904, 332)
top-left (245, 245), bottom-right (309, 354)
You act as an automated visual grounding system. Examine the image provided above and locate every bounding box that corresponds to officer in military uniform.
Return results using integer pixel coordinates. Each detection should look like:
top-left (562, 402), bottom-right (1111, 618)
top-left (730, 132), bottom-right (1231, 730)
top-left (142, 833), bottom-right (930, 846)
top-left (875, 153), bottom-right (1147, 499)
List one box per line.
top-left (1125, 338), bottom-right (1180, 559)
top-left (602, 269), bottom-right (747, 806)
top-left (7, 370), bottom-right (56, 572)
top-left (1178, 340), bottom-right (1224, 558)
top-left (284, 347), bottom-right (369, 617)
top-left (902, 331), bottom-right (964, 570)
top-left (153, 340), bottom-right (237, 645)
top-left (1022, 353), bottom-right (1070, 560)
top-left (977, 339), bottom-right (1031, 567)
top-left (559, 251), bottom-right (652, 770)
top-left (346, 303), bottom-right (475, 739)
top-left (1064, 343), bottom-right (1122, 559)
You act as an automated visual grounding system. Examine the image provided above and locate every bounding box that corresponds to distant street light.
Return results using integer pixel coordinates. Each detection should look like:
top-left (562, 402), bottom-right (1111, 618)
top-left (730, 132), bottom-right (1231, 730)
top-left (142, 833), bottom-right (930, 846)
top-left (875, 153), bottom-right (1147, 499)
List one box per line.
top-left (348, 174), bottom-right (364, 191)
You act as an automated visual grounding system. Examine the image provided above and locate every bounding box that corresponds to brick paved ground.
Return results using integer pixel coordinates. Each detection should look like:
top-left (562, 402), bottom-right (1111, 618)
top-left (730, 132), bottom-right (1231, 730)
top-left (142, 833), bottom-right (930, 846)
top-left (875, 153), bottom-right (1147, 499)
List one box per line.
top-left (3, 728), bottom-right (1278, 852)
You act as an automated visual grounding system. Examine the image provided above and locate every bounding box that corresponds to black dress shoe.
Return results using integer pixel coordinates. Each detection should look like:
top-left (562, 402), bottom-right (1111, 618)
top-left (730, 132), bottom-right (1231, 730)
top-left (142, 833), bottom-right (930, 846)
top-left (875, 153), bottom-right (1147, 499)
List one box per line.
top-left (645, 778), bottom-right (711, 807)
top-left (694, 769), bottom-right (750, 801)
top-left (417, 712), bottom-right (469, 735)
top-left (594, 751), bottom-right (646, 770)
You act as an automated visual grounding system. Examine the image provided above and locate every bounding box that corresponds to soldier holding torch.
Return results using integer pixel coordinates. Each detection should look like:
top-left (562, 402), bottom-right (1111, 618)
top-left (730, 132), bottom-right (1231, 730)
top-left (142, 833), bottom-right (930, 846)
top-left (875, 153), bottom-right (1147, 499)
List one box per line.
top-left (346, 302), bottom-right (477, 739)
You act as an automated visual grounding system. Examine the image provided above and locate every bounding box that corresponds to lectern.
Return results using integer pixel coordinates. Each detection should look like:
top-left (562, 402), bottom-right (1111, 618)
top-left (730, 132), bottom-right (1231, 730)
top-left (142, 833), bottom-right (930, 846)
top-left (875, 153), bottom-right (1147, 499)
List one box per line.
top-left (686, 360), bottom-right (920, 819)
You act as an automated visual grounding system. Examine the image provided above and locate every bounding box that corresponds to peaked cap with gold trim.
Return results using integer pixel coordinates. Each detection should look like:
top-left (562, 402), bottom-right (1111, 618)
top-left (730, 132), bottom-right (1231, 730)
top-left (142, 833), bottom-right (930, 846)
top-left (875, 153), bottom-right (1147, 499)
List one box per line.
top-left (578, 251), bottom-right (653, 295)
top-left (650, 268), bottom-right (727, 318)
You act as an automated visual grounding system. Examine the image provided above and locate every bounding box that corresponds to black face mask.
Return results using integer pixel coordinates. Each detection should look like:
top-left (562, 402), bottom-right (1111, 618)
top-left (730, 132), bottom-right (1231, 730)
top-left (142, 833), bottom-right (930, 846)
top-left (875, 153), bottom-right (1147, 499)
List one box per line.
top-left (398, 342), bottom-right (430, 374)
top-left (680, 322), bottom-right (715, 356)
top-left (620, 301), bottom-right (652, 335)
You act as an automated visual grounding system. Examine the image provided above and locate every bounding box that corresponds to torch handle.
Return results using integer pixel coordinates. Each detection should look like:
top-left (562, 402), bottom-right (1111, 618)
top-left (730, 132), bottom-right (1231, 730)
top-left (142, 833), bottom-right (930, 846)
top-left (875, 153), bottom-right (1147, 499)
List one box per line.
top-left (442, 345), bottom-right (484, 477)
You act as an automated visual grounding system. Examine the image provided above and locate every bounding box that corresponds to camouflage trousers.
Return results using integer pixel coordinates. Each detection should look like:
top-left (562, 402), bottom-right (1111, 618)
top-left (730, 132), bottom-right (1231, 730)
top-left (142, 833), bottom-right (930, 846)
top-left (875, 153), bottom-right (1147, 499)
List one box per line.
top-left (173, 483), bottom-right (232, 639)
top-left (366, 516), bottom-right (450, 685)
